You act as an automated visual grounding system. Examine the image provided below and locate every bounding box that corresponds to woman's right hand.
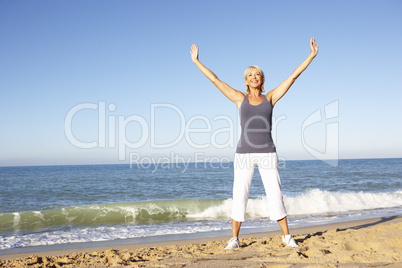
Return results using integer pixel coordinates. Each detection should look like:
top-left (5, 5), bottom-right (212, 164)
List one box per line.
top-left (310, 37), bottom-right (319, 57)
top-left (190, 44), bottom-right (199, 63)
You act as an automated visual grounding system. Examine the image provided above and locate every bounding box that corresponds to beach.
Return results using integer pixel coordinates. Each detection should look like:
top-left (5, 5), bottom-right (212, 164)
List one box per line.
top-left (1, 160), bottom-right (401, 266)
top-left (1, 216), bottom-right (401, 267)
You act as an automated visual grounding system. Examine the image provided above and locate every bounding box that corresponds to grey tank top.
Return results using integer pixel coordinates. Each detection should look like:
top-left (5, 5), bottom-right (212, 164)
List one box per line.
top-left (236, 95), bottom-right (276, 153)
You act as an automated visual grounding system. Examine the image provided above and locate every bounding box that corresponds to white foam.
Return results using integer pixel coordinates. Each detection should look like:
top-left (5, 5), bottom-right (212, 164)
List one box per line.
top-left (285, 189), bottom-right (402, 215)
top-left (188, 189), bottom-right (402, 219)
top-left (188, 199), bottom-right (233, 219)
top-left (0, 221), bottom-right (230, 250)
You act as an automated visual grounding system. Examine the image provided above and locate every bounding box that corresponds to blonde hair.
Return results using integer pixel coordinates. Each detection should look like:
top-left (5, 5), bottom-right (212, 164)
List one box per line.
top-left (244, 65), bottom-right (265, 95)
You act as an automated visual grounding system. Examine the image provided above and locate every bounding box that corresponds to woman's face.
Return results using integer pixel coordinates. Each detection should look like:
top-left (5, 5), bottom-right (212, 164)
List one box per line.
top-left (245, 69), bottom-right (263, 90)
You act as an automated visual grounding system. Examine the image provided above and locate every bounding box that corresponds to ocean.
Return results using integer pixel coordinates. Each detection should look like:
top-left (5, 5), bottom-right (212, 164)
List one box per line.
top-left (0, 158), bottom-right (401, 251)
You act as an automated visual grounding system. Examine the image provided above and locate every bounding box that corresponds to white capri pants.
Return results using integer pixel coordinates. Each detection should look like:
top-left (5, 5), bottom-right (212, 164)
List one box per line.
top-left (231, 153), bottom-right (287, 222)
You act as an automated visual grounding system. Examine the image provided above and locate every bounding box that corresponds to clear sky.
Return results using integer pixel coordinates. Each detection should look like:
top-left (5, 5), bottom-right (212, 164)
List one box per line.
top-left (1, 0), bottom-right (401, 166)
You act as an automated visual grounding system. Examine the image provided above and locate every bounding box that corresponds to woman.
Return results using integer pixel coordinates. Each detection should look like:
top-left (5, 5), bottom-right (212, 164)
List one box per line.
top-left (190, 38), bottom-right (319, 249)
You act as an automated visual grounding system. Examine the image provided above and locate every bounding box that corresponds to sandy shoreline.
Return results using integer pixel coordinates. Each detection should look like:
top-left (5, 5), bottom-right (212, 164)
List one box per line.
top-left (1, 215), bottom-right (401, 267)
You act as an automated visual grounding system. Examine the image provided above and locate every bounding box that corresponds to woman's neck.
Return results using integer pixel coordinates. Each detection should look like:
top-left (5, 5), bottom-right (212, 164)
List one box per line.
top-left (249, 88), bottom-right (261, 97)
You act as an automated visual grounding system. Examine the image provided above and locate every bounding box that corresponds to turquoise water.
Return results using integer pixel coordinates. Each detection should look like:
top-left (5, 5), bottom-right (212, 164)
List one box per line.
top-left (0, 158), bottom-right (401, 249)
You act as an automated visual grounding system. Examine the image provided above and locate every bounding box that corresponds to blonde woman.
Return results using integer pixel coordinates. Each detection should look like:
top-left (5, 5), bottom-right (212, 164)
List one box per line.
top-left (190, 38), bottom-right (319, 249)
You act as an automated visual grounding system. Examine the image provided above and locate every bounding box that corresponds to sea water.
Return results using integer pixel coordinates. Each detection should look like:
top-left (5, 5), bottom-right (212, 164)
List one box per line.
top-left (0, 158), bottom-right (401, 250)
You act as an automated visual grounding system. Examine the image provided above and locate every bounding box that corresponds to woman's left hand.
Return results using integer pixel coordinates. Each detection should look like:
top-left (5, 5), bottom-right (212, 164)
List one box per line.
top-left (190, 44), bottom-right (199, 63)
top-left (310, 37), bottom-right (319, 57)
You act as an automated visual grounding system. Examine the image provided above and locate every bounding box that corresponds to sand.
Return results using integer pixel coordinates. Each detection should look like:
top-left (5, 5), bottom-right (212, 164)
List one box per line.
top-left (0, 216), bottom-right (401, 267)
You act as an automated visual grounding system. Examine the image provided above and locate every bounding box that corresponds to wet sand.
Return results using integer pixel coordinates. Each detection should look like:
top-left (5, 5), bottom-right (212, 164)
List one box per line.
top-left (1, 215), bottom-right (401, 267)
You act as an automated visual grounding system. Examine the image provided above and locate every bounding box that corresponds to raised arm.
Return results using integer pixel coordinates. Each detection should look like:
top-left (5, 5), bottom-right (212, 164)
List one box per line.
top-left (267, 37), bottom-right (319, 107)
top-left (190, 44), bottom-right (244, 107)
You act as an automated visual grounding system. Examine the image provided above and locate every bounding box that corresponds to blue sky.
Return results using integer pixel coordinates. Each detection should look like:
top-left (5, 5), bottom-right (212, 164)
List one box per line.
top-left (0, 0), bottom-right (401, 166)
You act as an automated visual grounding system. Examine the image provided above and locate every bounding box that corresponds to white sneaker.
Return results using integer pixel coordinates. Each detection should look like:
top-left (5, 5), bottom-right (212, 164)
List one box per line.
top-left (282, 234), bottom-right (299, 248)
top-left (224, 237), bottom-right (240, 249)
